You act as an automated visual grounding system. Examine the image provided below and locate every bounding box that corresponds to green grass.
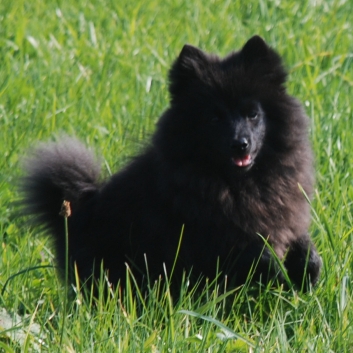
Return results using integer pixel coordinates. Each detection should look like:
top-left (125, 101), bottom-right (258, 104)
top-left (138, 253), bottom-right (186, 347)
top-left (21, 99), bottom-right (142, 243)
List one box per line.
top-left (1, 0), bottom-right (353, 351)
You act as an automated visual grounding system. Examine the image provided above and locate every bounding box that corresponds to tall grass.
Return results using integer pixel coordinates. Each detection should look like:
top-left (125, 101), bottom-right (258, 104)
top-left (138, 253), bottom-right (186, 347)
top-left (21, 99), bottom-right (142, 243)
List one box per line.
top-left (0, 0), bottom-right (353, 351)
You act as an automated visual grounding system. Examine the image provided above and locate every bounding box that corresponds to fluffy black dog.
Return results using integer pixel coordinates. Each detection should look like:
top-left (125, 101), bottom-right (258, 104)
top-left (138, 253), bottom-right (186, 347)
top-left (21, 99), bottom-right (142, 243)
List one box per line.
top-left (21, 36), bottom-right (321, 292)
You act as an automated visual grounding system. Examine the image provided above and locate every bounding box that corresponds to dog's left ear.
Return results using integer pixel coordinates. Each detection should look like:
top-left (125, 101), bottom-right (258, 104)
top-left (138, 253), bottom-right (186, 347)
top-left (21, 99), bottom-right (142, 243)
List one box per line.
top-left (241, 35), bottom-right (270, 61)
top-left (241, 35), bottom-right (287, 86)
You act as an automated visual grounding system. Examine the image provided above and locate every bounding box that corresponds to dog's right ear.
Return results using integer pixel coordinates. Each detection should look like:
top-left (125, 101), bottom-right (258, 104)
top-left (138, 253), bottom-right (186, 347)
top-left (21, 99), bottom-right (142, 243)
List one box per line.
top-left (176, 44), bottom-right (208, 76)
top-left (169, 44), bottom-right (210, 98)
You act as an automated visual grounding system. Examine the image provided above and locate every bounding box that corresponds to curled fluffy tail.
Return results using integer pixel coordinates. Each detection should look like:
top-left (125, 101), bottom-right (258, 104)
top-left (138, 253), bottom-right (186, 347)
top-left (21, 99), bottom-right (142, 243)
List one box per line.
top-left (20, 137), bottom-right (101, 233)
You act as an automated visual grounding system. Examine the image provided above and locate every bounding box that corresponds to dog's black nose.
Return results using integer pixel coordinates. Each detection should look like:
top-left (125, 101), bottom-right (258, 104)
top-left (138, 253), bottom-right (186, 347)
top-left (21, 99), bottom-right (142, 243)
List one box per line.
top-left (232, 137), bottom-right (249, 152)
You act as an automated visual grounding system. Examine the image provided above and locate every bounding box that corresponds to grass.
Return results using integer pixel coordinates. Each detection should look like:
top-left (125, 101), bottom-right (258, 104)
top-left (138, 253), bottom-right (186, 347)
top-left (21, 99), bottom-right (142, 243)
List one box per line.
top-left (0, 0), bottom-right (353, 351)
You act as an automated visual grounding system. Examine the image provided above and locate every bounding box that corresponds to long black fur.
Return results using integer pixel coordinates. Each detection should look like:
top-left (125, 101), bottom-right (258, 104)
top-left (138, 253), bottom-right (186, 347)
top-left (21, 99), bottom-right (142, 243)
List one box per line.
top-left (21, 36), bottom-right (321, 291)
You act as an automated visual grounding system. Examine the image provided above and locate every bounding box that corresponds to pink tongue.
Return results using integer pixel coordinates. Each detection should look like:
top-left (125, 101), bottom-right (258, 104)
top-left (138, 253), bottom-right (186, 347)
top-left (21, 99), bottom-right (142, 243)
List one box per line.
top-left (233, 155), bottom-right (251, 167)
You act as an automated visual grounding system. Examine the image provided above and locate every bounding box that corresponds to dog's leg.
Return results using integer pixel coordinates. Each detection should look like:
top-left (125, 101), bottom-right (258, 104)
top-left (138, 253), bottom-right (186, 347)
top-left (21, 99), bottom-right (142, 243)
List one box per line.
top-left (284, 235), bottom-right (321, 290)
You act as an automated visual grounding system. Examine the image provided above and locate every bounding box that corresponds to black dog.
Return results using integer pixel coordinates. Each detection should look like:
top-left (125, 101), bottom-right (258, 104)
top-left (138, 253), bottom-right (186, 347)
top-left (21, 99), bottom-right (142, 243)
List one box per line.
top-left (21, 36), bottom-right (321, 292)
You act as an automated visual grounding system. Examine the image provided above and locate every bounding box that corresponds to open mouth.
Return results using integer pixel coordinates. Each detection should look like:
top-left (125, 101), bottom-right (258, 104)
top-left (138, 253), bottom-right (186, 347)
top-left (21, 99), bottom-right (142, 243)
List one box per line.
top-left (232, 154), bottom-right (252, 167)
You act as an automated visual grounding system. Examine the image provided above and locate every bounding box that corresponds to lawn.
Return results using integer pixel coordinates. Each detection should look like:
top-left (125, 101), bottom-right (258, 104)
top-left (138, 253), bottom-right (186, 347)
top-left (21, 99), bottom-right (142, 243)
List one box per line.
top-left (0, 0), bottom-right (353, 351)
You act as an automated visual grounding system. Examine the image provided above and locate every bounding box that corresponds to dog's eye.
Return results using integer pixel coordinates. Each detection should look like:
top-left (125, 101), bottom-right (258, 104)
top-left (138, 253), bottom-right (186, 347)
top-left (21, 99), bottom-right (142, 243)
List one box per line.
top-left (247, 111), bottom-right (258, 119)
top-left (210, 116), bottom-right (220, 123)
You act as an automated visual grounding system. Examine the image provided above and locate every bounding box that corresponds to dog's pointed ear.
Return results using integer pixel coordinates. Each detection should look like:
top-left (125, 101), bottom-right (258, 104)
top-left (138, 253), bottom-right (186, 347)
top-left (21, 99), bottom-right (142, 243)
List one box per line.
top-left (169, 44), bottom-right (210, 98)
top-left (241, 35), bottom-right (270, 62)
top-left (240, 35), bottom-right (287, 86)
top-left (176, 44), bottom-right (208, 76)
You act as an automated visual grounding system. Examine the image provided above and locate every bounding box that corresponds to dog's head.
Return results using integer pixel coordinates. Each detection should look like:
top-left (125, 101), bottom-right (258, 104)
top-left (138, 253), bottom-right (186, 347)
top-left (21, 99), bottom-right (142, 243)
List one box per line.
top-left (154, 36), bottom-right (293, 175)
